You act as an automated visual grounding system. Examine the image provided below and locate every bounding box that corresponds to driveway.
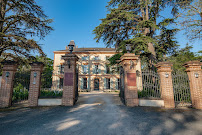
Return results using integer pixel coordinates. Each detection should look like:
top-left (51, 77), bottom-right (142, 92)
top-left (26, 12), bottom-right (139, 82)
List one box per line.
top-left (0, 92), bottom-right (202, 135)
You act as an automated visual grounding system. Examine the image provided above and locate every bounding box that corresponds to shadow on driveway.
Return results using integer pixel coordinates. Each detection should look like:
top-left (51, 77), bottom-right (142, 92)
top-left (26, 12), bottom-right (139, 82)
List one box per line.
top-left (0, 92), bottom-right (201, 135)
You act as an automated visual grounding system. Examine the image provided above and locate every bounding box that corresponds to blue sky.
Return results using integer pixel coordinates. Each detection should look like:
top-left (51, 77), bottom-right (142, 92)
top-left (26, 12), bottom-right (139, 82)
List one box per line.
top-left (35, 0), bottom-right (201, 59)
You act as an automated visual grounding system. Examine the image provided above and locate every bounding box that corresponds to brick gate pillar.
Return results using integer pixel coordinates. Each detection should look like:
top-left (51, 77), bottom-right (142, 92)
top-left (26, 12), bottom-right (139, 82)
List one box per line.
top-left (156, 62), bottom-right (175, 108)
top-left (62, 54), bottom-right (78, 106)
top-left (184, 61), bottom-right (202, 109)
top-left (120, 53), bottom-right (139, 107)
top-left (0, 61), bottom-right (18, 108)
top-left (28, 62), bottom-right (44, 107)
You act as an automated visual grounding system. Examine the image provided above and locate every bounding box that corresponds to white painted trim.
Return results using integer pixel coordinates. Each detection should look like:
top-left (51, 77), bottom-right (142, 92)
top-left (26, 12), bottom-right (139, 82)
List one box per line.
top-left (38, 99), bottom-right (62, 106)
top-left (139, 99), bottom-right (164, 107)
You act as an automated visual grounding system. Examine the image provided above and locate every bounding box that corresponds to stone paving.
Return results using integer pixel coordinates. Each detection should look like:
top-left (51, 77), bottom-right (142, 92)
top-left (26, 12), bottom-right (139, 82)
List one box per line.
top-left (0, 92), bottom-right (202, 135)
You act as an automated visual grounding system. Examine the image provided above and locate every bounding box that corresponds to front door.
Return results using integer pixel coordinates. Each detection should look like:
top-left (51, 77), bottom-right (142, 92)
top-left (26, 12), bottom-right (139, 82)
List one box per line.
top-left (94, 78), bottom-right (99, 90)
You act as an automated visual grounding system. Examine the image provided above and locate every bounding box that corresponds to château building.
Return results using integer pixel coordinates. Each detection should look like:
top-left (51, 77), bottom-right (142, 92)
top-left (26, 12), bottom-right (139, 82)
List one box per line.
top-left (52, 40), bottom-right (142, 91)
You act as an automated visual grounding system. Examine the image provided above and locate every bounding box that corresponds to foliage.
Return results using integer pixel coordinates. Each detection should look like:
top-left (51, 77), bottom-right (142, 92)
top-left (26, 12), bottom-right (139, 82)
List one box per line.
top-left (14, 67), bottom-right (30, 90)
top-left (39, 90), bottom-right (63, 98)
top-left (12, 55), bottom-right (53, 90)
top-left (93, 0), bottom-right (190, 64)
top-left (35, 56), bottom-right (53, 88)
top-left (138, 88), bottom-right (161, 99)
top-left (169, 45), bottom-right (202, 71)
top-left (0, 0), bottom-right (53, 63)
top-left (12, 83), bottom-right (28, 103)
top-left (176, 0), bottom-right (202, 41)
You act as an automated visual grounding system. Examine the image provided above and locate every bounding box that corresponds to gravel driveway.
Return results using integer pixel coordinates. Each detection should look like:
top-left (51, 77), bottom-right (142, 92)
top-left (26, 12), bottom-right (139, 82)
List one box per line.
top-left (0, 92), bottom-right (202, 135)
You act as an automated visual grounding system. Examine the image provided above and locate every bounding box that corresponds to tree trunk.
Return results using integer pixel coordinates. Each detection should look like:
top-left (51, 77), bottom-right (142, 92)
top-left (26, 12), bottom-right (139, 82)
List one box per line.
top-left (145, 0), bottom-right (156, 64)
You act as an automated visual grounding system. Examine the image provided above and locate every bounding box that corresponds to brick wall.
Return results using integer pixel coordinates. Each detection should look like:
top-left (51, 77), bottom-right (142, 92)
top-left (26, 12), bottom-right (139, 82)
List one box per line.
top-left (184, 61), bottom-right (202, 109)
top-left (28, 63), bottom-right (44, 107)
top-left (0, 63), bottom-right (17, 108)
top-left (62, 54), bottom-right (78, 106)
top-left (156, 62), bottom-right (175, 108)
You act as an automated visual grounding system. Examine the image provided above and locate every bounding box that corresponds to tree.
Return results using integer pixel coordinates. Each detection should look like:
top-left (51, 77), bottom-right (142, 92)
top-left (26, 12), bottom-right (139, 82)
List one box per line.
top-left (177, 0), bottom-right (202, 41)
top-left (0, 0), bottom-right (53, 63)
top-left (35, 55), bottom-right (53, 88)
top-left (169, 45), bottom-right (202, 71)
top-left (13, 55), bottom-right (53, 89)
top-left (93, 0), bottom-right (191, 66)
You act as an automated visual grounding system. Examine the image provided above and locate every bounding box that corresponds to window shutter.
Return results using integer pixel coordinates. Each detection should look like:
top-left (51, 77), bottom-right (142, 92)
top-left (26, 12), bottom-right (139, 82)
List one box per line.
top-left (116, 79), bottom-right (118, 89)
top-left (104, 78), bottom-right (106, 89)
top-left (82, 65), bottom-right (84, 74)
top-left (57, 78), bottom-right (60, 88)
top-left (110, 80), bottom-right (113, 90)
top-left (98, 65), bottom-right (101, 74)
top-left (105, 65), bottom-right (107, 74)
top-left (80, 78), bottom-right (83, 89)
top-left (87, 78), bottom-right (90, 90)
top-left (93, 65), bottom-right (95, 74)
top-left (88, 65), bottom-right (90, 74)
top-left (110, 67), bottom-right (112, 74)
top-left (58, 66), bottom-right (61, 74)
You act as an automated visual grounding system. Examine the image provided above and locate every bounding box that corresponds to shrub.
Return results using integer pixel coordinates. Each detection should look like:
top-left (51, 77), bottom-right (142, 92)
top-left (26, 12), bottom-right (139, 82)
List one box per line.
top-left (12, 83), bottom-right (28, 102)
top-left (39, 90), bottom-right (63, 98)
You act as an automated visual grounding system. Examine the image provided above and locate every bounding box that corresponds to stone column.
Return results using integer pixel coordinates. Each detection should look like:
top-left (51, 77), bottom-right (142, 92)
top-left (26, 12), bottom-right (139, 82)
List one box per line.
top-left (184, 61), bottom-right (202, 109)
top-left (156, 62), bottom-right (175, 108)
top-left (0, 61), bottom-right (17, 108)
top-left (136, 58), bottom-right (143, 91)
top-left (62, 54), bottom-right (78, 106)
top-left (28, 62), bottom-right (44, 107)
top-left (120, 53), bottom-right (139, 107)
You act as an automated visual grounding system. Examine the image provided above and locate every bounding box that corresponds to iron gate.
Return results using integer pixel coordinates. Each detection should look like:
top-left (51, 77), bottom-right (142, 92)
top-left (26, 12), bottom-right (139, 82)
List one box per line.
top-left (12, 68), bottom-right (30, 104)
top-left (140, 70), bottom-right (161, 99)
top-left (172, 71), bottom-right (191, 107)
top-left (119, 66), bottom-right (125, 104)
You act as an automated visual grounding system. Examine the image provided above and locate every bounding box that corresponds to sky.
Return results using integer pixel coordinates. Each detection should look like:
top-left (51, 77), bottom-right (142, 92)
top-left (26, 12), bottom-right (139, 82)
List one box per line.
top-left (35, 0), bottom-right (201, 59)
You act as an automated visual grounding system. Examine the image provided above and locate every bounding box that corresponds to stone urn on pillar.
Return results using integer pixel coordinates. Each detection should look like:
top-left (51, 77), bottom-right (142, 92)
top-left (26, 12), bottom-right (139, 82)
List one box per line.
top-left (120, 45), bottom-right (140, 106)
top-left (62, 40), bottom-right (79, 106)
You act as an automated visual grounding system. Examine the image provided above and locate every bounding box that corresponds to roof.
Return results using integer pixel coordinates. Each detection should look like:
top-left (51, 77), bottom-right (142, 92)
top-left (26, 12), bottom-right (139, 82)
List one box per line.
top-left (55, 47), bottom-right (116, 53)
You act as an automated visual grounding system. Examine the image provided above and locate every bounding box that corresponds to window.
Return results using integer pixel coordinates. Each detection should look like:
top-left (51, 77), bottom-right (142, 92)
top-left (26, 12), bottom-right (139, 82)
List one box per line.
top-left (118, 78), bottom-right (120, 90)
top-left (94, 56), bottom-right (99, 60)
top-left (95, 65), bottom-right (99, 74)
top-left (82, 56), bottom-right (88, 60)
top-left (59, 78), bottom-right (63, 89)
top-left (83, 65), bottom-right (88, 74)
top-left (106, 78), bottom-right (110, 89)
top-left (106, 56), bottom-right (110, 60)
top-left (106, 64), bottom-right (110, 74)
top-left (58, 65), bottom-right (64, 74)
top-left (83, 78), bottom-right (87, 89)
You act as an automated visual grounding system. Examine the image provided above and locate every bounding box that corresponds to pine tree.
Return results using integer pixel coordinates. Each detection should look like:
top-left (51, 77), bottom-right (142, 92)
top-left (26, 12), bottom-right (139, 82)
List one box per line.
top-left (93, 0), bottom-right (192, 65)
top-left (0, 0), bottom-right (53, 62)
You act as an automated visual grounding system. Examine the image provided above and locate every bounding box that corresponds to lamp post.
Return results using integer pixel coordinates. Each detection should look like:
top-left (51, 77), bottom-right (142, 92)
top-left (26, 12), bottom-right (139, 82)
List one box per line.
top-left (68, 44), bottom-right (74, 54)
top-left (68, 40), bottom-right (75, 54)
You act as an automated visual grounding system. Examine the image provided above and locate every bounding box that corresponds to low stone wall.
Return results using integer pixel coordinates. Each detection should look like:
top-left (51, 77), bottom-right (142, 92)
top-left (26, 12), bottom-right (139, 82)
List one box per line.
top-left (38, 99), bottom-right (62, 106)
top-left (139, 99), bottom-right (164, 107)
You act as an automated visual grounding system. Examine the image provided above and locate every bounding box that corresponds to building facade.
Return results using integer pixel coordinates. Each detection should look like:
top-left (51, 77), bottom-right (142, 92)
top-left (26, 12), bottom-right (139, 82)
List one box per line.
top-left (52, 40), bottom-right (142, 91)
